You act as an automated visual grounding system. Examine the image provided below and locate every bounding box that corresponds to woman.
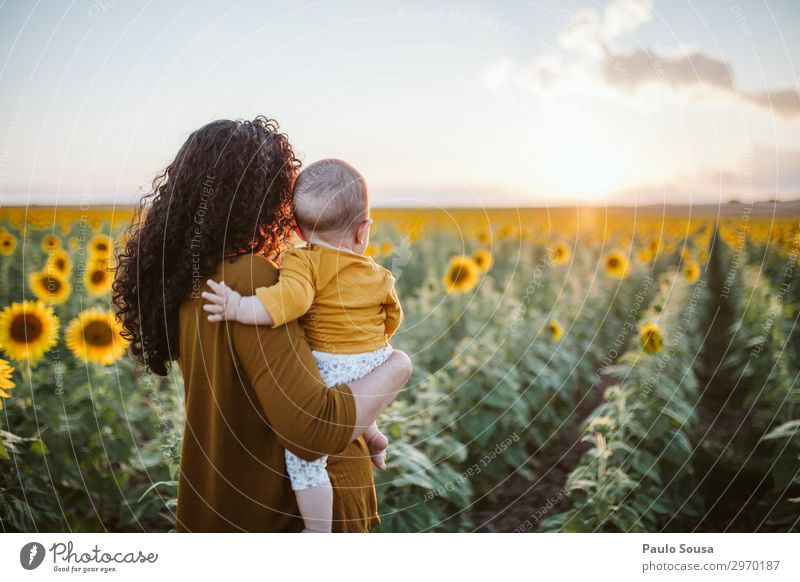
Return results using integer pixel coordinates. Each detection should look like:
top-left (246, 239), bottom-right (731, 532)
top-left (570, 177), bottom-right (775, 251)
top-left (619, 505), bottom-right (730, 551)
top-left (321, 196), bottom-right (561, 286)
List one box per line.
top-left (113, 116), bottom-right (411, 532)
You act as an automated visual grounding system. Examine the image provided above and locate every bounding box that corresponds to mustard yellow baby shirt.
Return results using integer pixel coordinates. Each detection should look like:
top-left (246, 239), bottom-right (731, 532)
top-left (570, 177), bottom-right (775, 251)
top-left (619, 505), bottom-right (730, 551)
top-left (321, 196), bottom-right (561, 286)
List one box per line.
top-left (254, 244), bottom-right (403, 354)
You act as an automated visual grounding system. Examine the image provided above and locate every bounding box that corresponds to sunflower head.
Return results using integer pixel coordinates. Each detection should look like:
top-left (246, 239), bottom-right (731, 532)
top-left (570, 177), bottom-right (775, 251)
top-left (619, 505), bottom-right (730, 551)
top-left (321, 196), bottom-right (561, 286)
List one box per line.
top-left (473, 249), bottom-right (493, 272)
top-left (498, 225), bottom-right (515, 239)
top-left (0, 232), bottom-right (18, 256)
top-left (550, 243), bottom-right (571, 265)
top-left (683, 261), bottom-right (701, 284)
top-left (66, 308), bottom-right (128, 366)
top-left (477, 231), bottom-right (491, 245)
top-left (604, 250), bottom-right (630, 278)
top-left (41, 234), bottom-right (62, 252)
top-left (29, 270), bottom-right (71, 305)
top-left (365, 243), bottom-right (377, 257)
top-left (640, 322), bottom-right (663, 354)
top-left (89, 234), bottom-right (114, 258)
top-left (85, 260), bottom-right (112, 296)
top-left (380, 241), bottom-right (394, 256)
top-left (636, 248), bottom-right (652, 264)
top-left (547, 320), bottom-right (563, 342)
top-left (0, 358), bottom-right (15, 410)
top-left (443, 255), bottom-right (481, 294)
top-left (47, 248), bottom-right (72, 275)
top-left (0, 301), bottom-right (60, 363)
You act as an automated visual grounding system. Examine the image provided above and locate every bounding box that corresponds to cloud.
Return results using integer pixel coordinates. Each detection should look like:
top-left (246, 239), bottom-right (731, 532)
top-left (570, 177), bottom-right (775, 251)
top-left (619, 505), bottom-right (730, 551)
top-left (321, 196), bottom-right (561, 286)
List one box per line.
top-left (487, 0), bottom-right (800, 119)
top-left (603, 49), bottom-right (734, 91)
top-left (603, 48), bottom-right (800, 118)
top-left (745, 90), bottom-right (800, 119)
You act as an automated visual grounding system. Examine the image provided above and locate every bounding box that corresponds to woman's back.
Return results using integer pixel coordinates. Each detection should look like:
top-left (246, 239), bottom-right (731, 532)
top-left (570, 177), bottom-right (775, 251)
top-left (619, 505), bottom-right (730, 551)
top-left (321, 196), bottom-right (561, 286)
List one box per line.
top-left (175, 254), bottom-right (379, 532)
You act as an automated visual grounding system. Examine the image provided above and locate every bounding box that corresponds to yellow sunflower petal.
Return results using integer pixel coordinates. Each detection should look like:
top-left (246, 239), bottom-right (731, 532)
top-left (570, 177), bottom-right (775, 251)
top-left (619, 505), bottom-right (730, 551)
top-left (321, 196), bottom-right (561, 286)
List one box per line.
top-left (65, 308), bottom-right (128, 366)
top-left (443, 255), bottom-right (481, 294)
top-left (84, 263), bottom-right (112, 296)
top-left (28, 270), bottom-right (71, 305)
top-left (473, 249), bottom-right (493, 272)
top-left (604, 250), bottom-right (630, 278)
top-left (0, 232), bottom-right (18, 256)
top-left (89, 234), bottom-right (114, 258)
top-left (0, 301), bottom-right (60, 363)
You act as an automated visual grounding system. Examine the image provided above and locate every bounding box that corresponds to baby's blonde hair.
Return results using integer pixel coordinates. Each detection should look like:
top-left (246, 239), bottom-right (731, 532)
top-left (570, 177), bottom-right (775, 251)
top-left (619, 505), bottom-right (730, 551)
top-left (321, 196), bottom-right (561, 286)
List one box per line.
top-left (292, 159), bottom-right (368, 235)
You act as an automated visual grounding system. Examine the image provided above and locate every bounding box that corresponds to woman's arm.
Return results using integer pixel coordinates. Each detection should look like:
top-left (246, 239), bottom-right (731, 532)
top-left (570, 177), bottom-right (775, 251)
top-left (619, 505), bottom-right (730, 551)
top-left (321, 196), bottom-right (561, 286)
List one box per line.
top-left (222, 256), bottom-right (411, 460)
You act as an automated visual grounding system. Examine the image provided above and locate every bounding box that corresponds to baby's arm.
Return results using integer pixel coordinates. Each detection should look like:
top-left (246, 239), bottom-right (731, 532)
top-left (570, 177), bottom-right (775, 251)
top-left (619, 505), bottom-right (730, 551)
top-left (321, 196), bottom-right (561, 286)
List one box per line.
top-left (383, 277), bottom-right (403, 339)
top-left (202, 280), bottom-right (274, 325)
top-left (203, 250), bottom-right (315, 328)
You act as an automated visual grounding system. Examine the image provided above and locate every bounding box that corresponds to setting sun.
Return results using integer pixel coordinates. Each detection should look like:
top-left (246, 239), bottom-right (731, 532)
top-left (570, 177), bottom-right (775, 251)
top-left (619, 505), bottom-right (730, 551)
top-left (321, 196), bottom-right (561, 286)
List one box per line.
top-left (550, 141), bottom-right (627, 199)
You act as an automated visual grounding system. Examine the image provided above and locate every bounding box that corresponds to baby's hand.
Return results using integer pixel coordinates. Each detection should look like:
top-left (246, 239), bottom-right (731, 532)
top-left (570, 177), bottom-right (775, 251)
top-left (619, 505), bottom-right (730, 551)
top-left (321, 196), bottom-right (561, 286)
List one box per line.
top-left (202, 279), bottom-right (243, 322)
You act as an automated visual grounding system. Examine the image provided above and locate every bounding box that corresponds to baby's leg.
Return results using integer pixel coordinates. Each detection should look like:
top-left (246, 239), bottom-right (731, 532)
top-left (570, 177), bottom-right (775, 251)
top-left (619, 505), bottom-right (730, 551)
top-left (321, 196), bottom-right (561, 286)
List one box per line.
top-left (363, 422), bottom-right (389, 471)
top-left (295, 484), bottom-right (333, 533)
top-left (284, 450), bottom-right (333, 533)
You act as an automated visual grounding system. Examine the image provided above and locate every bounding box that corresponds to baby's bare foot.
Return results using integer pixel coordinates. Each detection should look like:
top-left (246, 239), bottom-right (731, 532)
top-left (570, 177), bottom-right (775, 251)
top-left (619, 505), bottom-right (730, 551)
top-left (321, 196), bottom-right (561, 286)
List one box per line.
top-left (366, 430), bottom-right (389, 471)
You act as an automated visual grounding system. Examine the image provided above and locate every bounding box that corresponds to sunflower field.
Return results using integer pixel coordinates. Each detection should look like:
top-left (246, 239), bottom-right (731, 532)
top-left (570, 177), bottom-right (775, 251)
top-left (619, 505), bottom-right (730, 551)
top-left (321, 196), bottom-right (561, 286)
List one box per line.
top-left (1, 204), bottom-right (798, 532)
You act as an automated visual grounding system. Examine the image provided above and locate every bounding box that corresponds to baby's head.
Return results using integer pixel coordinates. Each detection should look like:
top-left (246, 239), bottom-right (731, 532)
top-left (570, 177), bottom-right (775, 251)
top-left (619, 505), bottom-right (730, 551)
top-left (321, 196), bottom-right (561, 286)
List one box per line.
top-left (292, 159), bottom-right (371, 253)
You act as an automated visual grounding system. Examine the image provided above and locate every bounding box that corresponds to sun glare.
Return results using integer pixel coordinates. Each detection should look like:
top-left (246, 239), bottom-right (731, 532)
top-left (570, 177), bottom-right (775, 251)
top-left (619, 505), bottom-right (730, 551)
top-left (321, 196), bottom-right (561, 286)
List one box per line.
top-left (550, 140), bottom-right (626, 200)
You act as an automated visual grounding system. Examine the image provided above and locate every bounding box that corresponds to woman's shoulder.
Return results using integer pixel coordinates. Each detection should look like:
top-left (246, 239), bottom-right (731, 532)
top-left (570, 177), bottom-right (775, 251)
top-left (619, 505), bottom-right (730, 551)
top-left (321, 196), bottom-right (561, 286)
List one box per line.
top-left (216, 254), bottom-right (279, 295)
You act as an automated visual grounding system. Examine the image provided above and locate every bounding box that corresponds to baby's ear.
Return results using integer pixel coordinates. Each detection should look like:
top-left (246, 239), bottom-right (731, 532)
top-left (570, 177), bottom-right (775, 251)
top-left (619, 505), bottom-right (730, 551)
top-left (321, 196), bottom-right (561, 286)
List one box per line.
top-left (355, 219), bottom-right (371, 244)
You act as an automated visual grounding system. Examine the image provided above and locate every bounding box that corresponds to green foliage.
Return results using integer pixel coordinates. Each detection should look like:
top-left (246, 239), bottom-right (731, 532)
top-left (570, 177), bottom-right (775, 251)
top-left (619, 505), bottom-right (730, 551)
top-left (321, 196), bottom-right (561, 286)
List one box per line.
top-left (2, 217), bottom-right (798, 532)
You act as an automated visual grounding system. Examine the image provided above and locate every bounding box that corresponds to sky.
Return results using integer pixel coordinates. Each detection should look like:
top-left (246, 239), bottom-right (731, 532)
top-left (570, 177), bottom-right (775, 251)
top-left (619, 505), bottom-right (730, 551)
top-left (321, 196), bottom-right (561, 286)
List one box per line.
top-left (0, 0), bottom-right (799, 208)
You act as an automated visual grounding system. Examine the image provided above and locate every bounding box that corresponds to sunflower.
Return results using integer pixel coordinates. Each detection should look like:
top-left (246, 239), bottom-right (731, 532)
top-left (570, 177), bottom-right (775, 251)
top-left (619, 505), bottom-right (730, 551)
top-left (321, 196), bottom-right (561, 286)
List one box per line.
top-left (550, 243), bottom-right (571, 265)
top-left (89, 234), bottom-right (114, 258)
top-left (640, 323), bottom-right (663, 354)
top-left (41, 234), bottom-right (62, 252)
top-left (477, 230), bottom-right (491, 245)
top-left (84, 261), bottom-right (112, 296)
top-left (380, 241), bottom-right (394, 256)
top-left (683, 261), bottom-right (700, 284)
top-left (603, 250), bottom-right (630, 278)
top-left (473, 249), bottom-right (493, 272)
top-left (65, 308), bottom-right (127, 365)
top-left (365, 243), bottom-right (377, 257)
top-left (498, 225), bottom-right (515, 239)
top-left (46, 248), bottom-right (72, 275)
top-left (636, 247), bottom-right (652, 264)
top-left (0, 301), bottom-right (60, 362)
top-left (28, 270), bottom-right (71, 305)
top-left (547, 320), bottom-right (563, 342)
top-left (0, 232), bottom-right (18, 256)
top-left (0, 358), bottom-right (15, 411)
top-left (442, 255), bottom-right (480, 294)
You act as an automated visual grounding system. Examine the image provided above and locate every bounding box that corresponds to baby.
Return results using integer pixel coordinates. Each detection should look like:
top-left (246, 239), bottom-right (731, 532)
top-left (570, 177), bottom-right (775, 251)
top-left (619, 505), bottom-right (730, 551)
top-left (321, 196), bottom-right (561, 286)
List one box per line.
top-left (202, 159), bottom-right (402, 533)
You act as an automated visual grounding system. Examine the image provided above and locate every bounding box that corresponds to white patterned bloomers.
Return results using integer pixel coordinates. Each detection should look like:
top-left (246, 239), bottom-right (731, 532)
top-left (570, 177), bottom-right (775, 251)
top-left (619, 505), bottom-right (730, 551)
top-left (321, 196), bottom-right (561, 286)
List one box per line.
top-left (284, 345), bottom-right (394, 491)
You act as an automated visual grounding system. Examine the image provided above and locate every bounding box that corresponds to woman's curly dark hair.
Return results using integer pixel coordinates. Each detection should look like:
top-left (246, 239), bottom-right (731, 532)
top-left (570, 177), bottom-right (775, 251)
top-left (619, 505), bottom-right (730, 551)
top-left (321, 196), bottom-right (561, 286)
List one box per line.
top-left (112, 116), bottom-right (300, 375)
